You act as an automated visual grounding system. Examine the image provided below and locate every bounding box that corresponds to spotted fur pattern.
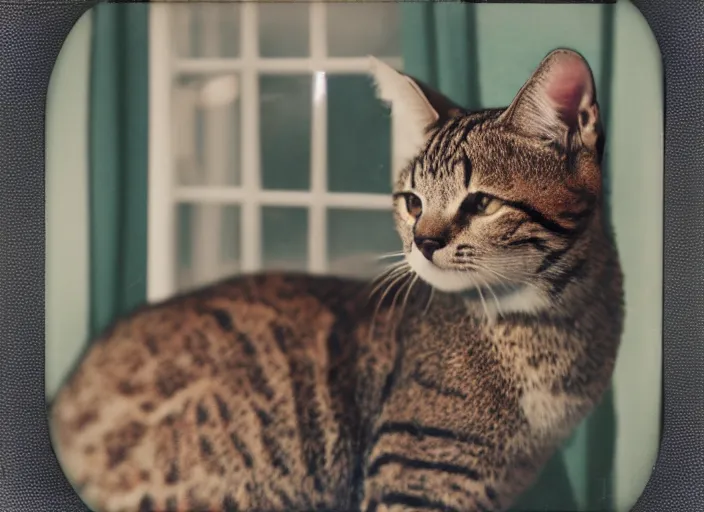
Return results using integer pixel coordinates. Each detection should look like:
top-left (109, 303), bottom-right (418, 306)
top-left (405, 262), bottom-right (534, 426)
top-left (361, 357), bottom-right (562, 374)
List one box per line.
top-left (50, 49), bottom-right (624, 512)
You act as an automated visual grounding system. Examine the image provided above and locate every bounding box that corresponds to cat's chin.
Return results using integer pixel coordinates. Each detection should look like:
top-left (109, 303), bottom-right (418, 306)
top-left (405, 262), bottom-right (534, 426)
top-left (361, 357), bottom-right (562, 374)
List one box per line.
top-left (406, 246), bottom-right (477, 293)
top-left (407, 247), bottom-right (553, 317)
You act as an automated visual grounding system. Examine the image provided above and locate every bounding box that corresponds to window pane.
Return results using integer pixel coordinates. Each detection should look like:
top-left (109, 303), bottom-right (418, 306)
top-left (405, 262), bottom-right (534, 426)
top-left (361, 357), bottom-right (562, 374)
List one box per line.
top-left (171, 3), bottom-right (240, 58)
top-left (326, 3), bottom-right (400, 58)
top-left (172, 74), bottom-right (241, 187)
top-left (260, 75), bottom-right (312, 190)
top-left (259, 3), bottom-right (309, 58)
top-left (220, 206), bottom-right (241, 265)
top-left (262, 207), bottom-right (308, 271)
top-left (175, 204), bottom-right (241, 292)
top-left (327, 209), bottom-right (398, 279)
top-left (327, 75), bottom-right (392, 194)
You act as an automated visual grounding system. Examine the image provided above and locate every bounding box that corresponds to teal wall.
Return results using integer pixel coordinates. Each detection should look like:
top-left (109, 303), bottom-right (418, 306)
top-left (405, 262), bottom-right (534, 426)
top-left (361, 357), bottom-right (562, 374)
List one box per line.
top-left (45, 11), bottom-right (92, 398)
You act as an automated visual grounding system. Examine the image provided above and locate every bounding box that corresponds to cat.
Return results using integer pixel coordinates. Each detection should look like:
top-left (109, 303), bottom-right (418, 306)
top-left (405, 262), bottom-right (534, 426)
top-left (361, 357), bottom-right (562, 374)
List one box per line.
top-left (50, 48), bottom-right (624, 512)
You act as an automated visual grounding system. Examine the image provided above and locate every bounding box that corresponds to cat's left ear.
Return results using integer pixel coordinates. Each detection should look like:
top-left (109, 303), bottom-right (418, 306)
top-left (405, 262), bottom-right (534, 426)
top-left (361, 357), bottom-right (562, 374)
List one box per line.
top-left (499, 49), bottom-right (603, 158)
top-left (369, 56), bottom-right (462, 181)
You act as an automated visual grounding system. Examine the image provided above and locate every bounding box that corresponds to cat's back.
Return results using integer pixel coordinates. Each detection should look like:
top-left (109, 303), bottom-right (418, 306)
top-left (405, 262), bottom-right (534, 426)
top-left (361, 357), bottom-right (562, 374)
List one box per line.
top-left (50, 272), bottom-right (398, 512)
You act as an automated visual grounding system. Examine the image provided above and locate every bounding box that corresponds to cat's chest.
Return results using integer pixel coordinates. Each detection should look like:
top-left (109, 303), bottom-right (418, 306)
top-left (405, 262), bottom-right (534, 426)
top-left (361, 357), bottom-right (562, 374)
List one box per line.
top-left (488, 319), bottom-right (587, 439)
top-left (399, 308), bottom-right (585, 435)
top-left (401, 319), bottom-right (521, 410)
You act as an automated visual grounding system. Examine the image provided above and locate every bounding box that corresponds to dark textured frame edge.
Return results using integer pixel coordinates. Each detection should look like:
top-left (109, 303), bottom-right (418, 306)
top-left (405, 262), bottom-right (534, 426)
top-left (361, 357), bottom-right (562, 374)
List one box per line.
top-left (0, 0), bottom-right (698, 510)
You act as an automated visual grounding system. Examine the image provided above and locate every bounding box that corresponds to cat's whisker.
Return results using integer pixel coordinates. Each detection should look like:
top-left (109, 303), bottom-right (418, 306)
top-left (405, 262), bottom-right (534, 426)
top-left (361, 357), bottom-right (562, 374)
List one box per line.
top-left (369, 270), bottom-right (406, 343)
top-left (369, 265), bottom-right (405, 291)
top-left (451, 257), bottom-right (540, 280)
top-left (472, 264), bottom-right (518, 285)
top-left (476, 273), bottom-right (503, 319)
top-left (475, 264), bottom-right (571, 317)
top-left (469, 275), bottom-right (490, 322)
top-left (369, 270), bottom-right (408, 300)
top-left (376, 258), bottom-right (406, 270)
top-left (376, 251), bottom-right (405, 261)
top-left (423, 287), bottom-right (435, 316)
top-left (367, 261), bottom-right (411, 341)
top-left (400, 274), bottom-right (419, 321)
top-left (368, 262), bottom-right (408, 298)
top-left (371, 270), bottom-right (411, 334)
top-left (389, 272), bottom-right (414, 319)
top-left (472, 259), bottom-right (542, 276)
top-left (470, 256), bottom-right (545, 272)
top-left (447, 259), bottom-right (533, 295)
top-left (387, 272), bottom-right (417, 341)
top-left (474, 263), bottom-right (539, 291)
top-left (371, 260), bottom-right (407, 280)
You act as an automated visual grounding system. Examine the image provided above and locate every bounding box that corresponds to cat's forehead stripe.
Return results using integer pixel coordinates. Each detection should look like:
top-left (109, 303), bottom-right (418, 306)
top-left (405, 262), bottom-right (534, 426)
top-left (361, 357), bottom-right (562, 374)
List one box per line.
top-left (462, 150), bottom-right (473, 189)
top-left (424, 117), bottom-right (464, 168)
top-left (417, 113), bottom-right (493, 185)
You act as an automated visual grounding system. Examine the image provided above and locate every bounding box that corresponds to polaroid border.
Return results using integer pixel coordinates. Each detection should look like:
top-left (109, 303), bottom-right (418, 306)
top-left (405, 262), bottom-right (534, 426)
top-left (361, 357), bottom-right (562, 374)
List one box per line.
top-left (0, 0), bottom-right (699, 510)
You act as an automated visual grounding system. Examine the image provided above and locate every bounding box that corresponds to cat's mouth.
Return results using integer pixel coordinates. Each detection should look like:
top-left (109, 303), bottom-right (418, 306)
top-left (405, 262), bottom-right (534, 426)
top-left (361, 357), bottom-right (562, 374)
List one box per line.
top-left (406, 245), bottom-right (477, 292)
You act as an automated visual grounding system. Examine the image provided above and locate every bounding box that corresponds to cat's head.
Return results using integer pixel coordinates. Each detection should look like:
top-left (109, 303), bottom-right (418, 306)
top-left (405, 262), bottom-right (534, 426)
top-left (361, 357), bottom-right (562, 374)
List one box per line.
top-left (370, 49), bottom-right (604, 298)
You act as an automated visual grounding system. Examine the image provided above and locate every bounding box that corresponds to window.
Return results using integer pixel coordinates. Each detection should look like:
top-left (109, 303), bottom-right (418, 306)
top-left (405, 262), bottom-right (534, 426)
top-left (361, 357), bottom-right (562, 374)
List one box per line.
top-left (147, 2), bottom-right (402, 302)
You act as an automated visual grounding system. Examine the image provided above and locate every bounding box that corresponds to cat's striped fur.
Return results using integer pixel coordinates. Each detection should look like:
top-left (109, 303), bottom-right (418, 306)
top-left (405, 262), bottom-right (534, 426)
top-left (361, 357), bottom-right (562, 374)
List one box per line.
top-left (50, 49), bottom-right (624, 512)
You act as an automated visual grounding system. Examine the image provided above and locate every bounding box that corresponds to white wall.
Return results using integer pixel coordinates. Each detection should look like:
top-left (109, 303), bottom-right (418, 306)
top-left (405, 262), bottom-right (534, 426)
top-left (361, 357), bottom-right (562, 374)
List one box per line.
top-left (45, 11), bottom-right (92, 399)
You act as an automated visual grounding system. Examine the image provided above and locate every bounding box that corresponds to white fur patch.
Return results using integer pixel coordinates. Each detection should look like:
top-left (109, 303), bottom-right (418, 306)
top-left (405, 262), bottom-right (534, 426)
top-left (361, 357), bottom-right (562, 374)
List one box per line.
top-left (493, 286), bottom-right (551, 316)
top-left (519, 387), bottom-right (569, 438)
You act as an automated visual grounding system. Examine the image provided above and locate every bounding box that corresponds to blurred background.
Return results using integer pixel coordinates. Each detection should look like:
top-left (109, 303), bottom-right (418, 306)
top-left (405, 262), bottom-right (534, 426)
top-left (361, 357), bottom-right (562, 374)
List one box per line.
top-left (46, 1), bottom-right (662, 510)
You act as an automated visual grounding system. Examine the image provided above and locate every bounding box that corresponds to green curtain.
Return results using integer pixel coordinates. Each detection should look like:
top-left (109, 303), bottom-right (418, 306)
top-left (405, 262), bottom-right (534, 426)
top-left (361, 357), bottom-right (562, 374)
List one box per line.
top-left (401, 2), bottom-right (480, 110)
top-left (88, 3), bottom-right (149, 338)
top-left (400, 3), bottom-right (617, 511)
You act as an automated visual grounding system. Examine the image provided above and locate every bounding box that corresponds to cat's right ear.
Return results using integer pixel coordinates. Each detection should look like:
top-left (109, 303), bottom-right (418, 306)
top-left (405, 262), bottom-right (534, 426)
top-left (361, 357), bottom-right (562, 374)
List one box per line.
top-left (369, 56), bottom-right (461, 182)
top-left (498, 49), bottom-right (602, 158)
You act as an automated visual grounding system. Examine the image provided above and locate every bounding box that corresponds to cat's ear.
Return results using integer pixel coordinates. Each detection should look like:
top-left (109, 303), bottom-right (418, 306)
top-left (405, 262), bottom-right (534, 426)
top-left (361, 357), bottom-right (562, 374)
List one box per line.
top-left (369, 56), bottom-right (462, 181)
top-left (499, 49), bottom-right (602, 155)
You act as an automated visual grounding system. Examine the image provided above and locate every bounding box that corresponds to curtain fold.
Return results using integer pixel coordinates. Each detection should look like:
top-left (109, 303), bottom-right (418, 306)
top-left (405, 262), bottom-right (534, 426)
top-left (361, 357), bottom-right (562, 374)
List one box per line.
top-left (399, 3), bottom-right (618, 511)
top-left (400, 2), bottom-right (480, 110)
top-left (88, 3), bottom-right (149, 337)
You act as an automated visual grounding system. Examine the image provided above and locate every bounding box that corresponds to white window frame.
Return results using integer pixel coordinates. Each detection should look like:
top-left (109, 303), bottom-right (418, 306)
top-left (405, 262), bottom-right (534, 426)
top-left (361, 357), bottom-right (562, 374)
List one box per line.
top-left (147, 2), bottom-right (403, 303)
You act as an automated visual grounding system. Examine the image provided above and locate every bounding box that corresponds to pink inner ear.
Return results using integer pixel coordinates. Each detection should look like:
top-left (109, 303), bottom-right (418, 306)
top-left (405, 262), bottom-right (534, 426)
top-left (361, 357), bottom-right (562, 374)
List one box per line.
top-left (543, 55), bottom-right (592, 127)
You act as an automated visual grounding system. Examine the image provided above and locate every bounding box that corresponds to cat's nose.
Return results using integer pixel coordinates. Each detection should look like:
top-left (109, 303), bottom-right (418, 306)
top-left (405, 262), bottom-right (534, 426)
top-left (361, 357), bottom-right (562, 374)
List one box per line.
top-left (414, 237), bottom-right (446, 261)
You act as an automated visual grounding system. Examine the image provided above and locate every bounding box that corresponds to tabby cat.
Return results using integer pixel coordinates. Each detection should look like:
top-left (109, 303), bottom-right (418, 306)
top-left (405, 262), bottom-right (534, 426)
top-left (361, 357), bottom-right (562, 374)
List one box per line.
top-left (50, 49), bottom-right (624, 512)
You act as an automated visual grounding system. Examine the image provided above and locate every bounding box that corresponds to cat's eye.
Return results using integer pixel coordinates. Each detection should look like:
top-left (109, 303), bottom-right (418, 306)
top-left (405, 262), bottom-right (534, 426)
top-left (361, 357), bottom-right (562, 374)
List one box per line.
top-left (460, 193), bottom-right (502, 217)
top-left (403, 193), bottom-right (423, 218)
top-left (476, 194), bottom-right (502, 215)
